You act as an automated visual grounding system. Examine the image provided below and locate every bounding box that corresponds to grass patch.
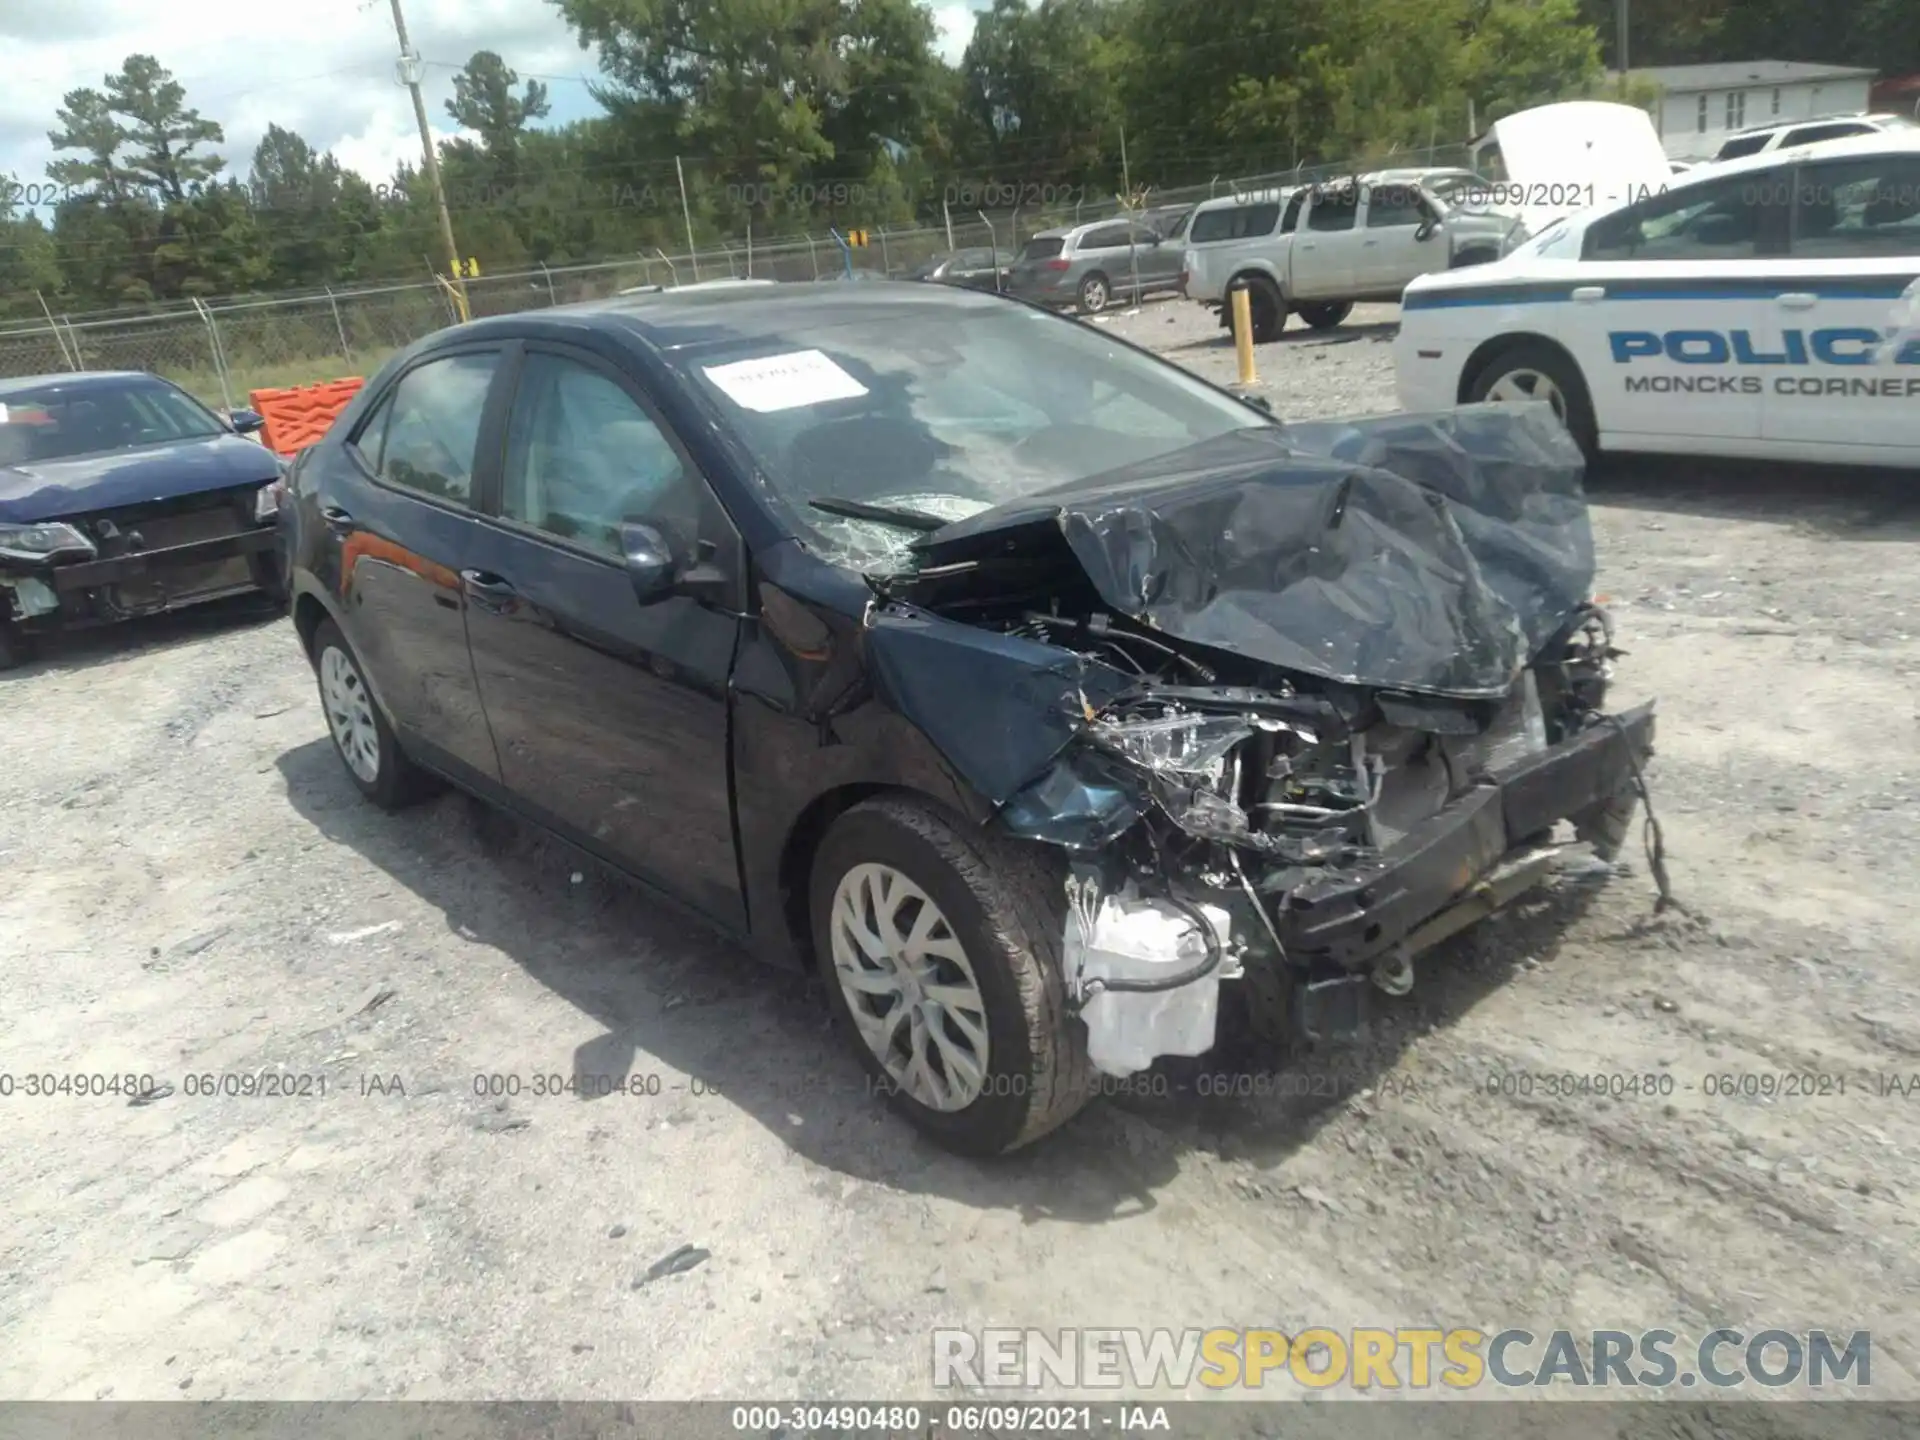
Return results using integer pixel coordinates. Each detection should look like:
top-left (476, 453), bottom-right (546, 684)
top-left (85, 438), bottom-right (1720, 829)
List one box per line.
top-left (160, 348), bottom-right (402, 410)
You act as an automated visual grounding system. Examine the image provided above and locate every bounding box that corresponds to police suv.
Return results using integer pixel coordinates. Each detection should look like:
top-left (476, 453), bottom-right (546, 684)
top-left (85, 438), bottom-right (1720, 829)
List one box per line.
top-left (1394, 130), bottom-right (1920, 467)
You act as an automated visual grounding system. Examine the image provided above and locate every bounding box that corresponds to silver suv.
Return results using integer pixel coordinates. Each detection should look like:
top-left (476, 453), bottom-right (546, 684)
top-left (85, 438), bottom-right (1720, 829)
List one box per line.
top-left (1712, 112), bottom-right (1916, 162)
top-left (1003, 213), bottom-right (1189, 314)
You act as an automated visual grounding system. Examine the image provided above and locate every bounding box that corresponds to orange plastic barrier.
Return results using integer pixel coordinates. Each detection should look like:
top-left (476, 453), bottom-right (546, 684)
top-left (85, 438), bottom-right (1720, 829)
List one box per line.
top-left (249, 377), bottom-right (365, 458)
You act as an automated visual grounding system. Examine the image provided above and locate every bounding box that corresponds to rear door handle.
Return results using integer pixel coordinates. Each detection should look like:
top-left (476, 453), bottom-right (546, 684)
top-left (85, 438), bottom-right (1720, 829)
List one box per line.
top-left (320, 505), bottom-right (355, 534)
top-left (1777, 292), bottom-right (1818, 310)
top-left (1571, 286), bottom-right (1605, 302)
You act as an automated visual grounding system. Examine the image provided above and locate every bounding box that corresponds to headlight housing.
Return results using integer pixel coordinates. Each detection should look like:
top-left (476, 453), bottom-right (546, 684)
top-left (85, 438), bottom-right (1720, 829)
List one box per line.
top-left (0, 521), bottom-right (96, 563)
top-left (254, 477), bottom-right (286, 523)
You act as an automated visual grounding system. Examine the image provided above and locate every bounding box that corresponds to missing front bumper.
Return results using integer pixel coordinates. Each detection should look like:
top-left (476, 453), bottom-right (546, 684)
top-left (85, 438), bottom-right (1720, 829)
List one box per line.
top-left (6, 527), bottom-right (281, 630)
top-left (1274, 702), bottom-right (1656, 971)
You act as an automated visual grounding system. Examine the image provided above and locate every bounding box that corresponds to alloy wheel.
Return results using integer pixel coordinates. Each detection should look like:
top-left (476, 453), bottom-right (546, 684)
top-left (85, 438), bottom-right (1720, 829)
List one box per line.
top-left (1484, 367), bottom-right (1568, 422)
top-left (828, 862), bottom-right (991, 1112)
top-left (320, 645), bottom-right (380, 784)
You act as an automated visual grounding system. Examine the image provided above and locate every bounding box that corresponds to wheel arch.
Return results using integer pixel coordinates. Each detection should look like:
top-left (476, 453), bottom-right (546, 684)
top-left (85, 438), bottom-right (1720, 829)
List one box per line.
top-left (1457, 331), bottom-right (1579, 405)
top-left (779, 781), bottom-right (951, 972)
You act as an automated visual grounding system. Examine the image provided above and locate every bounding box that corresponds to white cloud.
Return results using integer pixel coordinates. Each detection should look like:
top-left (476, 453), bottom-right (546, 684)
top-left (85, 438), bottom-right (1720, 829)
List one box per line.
top-left (0, 0), bottom-right (597, 190)
top-left (930, 2), bottom-right (980, 65)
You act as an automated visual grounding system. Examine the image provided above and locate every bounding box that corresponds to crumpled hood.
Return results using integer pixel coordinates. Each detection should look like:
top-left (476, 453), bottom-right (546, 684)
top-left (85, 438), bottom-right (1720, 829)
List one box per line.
top-left (906, 404), bottom-right (1593, 700)
top-left (0, 435), bottom-right (281, 524)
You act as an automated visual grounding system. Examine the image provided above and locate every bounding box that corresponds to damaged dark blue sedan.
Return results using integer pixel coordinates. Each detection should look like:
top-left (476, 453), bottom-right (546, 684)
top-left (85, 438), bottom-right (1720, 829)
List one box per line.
top-left (0, 371), bottom-right (287, 669)
top-left (281, 282), bottom-right (1657, 1156)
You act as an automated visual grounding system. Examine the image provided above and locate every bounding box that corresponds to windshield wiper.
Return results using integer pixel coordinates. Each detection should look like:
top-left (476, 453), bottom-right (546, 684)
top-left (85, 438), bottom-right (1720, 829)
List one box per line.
top-left (808, 496), bottom-right (951, 532)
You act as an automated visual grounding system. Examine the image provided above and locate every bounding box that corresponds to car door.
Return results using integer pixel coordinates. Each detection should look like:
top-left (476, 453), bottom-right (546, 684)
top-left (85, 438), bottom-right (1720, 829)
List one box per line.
top-left (1292, 185), bottom-right (1361, 299)
top-left (1132, 220), bottom-right (1183, 290)
top-left (1355, 181), bottom-right (1437, 294)
top-left (330, 347), bottom-right (505, 784)
top-left (1559, 164), bottom-right (1793, 444)
top-left (1761, 151), bottom-right (1920, 459)
top-left (458, 343), bottom-right (747, 928)
top-left (1075, 222), bottom-right (1135, 293)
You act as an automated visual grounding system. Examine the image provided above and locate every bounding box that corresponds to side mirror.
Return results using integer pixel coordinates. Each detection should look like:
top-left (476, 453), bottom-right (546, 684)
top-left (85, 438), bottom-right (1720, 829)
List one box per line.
top-left (620, 520), bottom-right (678, 604)
top-left (1414, 220), bottom-right (1438, 242)
top-left (229, 408), bottom-right (266, 435)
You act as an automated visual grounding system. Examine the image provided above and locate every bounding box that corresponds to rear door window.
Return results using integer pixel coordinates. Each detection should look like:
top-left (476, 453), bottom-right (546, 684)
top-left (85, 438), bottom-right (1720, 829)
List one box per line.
top-left (1790, 154), bottom-right (1920, 257)
top-left (1080, 224), bottom-right (1133, 251)
top-left (1306, 187), bottom-right (1359, 232)
top-left (1781, 122), bottom-right (1874, 148)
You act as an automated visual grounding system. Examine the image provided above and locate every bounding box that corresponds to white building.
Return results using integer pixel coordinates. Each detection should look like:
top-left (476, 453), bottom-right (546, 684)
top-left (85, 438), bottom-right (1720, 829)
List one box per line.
top-left (1617, 60), bottom-right (1877, 162)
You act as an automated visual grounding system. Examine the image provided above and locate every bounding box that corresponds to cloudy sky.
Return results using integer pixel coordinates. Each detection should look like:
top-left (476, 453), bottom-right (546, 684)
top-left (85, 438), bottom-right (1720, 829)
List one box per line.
top-left (0, 0), bottom-right (987, 202)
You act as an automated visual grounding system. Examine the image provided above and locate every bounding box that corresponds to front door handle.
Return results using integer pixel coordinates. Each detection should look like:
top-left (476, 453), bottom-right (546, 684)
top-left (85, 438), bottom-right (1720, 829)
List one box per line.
top-left (320, 505), bottom-right (355, 534)
top-left (460, 569), bottom-right (517, 602)
top-left (1571, 286), bottom-right (1605, 302)
top-left (1777, 292), bottom-right (1818, 310)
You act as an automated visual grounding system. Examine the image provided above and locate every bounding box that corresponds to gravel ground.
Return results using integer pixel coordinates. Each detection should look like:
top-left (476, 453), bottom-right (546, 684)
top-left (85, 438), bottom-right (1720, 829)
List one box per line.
top-left (4, 295), bottom-right (1919, 1409)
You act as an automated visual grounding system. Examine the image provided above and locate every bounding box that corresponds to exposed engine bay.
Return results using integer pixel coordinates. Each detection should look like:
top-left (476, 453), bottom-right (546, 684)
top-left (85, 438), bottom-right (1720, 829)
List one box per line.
top-left (862, 405), bottom-right (1664, 1077)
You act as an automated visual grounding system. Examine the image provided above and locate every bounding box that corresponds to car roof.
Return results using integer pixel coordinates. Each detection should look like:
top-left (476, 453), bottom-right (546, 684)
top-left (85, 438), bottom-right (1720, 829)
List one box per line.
top-left (1684, 126), bottom-right (1920, 183)
top-left (0, 370), bottom-right (177, 399)
top-left (436, 278), bottom-right (1021, 355)
top-left (1191, 187), bottom-right (1291, 211)
top-left (1727, 111), bottom-right (1902, 138)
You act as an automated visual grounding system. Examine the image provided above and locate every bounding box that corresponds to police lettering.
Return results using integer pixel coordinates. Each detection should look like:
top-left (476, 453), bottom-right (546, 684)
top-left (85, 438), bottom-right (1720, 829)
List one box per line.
top-left (1609, 329), bottom-right (1920, 366)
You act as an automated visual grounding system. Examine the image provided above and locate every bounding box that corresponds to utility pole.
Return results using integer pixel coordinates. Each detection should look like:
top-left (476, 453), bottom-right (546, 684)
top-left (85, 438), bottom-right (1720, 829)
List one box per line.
top-left (388, 0), bottom-right (464, 304)
top-left (1119, 122), bottom-right (1132, 198)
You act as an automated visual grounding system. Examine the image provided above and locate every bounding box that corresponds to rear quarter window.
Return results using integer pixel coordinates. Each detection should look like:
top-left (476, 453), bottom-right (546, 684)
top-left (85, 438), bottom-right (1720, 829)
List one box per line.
top-left (1018, 238), bottom-right (1065, 262)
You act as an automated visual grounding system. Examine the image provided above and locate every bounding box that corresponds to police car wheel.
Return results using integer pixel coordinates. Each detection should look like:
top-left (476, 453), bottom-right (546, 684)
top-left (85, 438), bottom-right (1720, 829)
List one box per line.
top-left (1467, 342), bottom-right (1598, 458)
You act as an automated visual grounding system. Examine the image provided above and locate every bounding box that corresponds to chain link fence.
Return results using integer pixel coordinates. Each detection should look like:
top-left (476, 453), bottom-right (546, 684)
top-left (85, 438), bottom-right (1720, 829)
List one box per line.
top-left (0, 144), bottom-right (1471, 409)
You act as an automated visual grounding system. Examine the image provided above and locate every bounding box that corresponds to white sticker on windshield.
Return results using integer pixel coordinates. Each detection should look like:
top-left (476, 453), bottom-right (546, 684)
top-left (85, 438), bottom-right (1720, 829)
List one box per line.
top-left (702, 349), bottom-right (867, 412)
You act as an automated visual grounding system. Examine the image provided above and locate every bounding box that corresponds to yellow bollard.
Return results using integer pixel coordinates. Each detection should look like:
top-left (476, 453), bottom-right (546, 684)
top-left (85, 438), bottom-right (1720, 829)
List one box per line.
top-left (1231, 283), bottom-right (1257, 387)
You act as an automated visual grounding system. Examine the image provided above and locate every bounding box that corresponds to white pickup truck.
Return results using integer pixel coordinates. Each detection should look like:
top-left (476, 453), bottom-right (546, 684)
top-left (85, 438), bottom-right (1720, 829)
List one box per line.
top-left (1179, 168), bottom-right (1528, 340)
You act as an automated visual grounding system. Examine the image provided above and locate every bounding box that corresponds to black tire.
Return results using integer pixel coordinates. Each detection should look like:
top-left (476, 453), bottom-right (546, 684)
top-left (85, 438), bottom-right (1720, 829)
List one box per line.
top-left (251, 548), bottom-right (290, 612)
top-left (1466, 339), bottom-right (1599, 460)
top-left (809, 796), bottom-right (1093, 1156)
top-left (1296, 301), bottom-right (1352, 330)
top-left (309, 617), bottom-right (438, 810)
top-left (0, 621), bottom-right (23, 672)
top-left (1076, 272), bottom-right (1111, 314)
top-left (1232, 277), bottom-right (1287, 343)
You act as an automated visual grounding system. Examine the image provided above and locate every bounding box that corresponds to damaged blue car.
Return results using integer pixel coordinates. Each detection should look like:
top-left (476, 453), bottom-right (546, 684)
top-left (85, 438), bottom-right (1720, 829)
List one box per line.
top-left (0, 371), bottom-right (288, 669)
top-left (279, 282), bottom-right (1657, 1156)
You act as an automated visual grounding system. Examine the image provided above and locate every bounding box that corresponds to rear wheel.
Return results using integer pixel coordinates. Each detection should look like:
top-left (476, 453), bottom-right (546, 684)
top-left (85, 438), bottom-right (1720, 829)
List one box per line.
top-left (1466, 340), bottom-right (1598, 459)
top-left (1077, 273), bottom-right (1111, 314)
top-left (1297, 301), bottom-right (1352, 330)
top-left (810, 796), bottom-right (1092, 1156)
top-left (310, 617), bottom-right (438, 810)
top-left (1235, 277), bottom-right (1287, 343)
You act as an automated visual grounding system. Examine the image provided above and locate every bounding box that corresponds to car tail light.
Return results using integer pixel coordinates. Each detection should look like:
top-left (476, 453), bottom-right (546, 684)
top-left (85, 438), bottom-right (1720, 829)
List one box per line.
top-left (1043, 259), bottom-right (1070, 271)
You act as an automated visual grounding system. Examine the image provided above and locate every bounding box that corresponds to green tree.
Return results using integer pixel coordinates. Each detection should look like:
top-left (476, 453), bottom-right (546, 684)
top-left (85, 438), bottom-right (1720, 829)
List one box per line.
top-left (105, 55), bottom-right (226, 201)
top-left (47, 88), bottom-right (132, 200)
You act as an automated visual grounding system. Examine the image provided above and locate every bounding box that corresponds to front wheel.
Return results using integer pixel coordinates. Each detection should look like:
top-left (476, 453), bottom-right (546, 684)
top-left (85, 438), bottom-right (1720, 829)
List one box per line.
top-left (810, 796), bottom-right (1093, 1156)
top-left (1297, 301), bottom-right (1352, 330)
top-left (1466, 340), bottom-right (1598, 460)
top-left (310, 617), bottom-right (438, 810)
top-left (1076, 273), bottom-right (1111, 313)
